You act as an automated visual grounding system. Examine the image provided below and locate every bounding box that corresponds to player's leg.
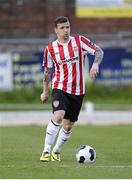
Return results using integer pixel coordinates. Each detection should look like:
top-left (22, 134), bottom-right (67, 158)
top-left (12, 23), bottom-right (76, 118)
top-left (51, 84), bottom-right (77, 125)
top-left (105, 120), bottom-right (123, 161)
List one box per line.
top-left (51, 93), bottom-right (84, 161)
top-left (51, 119), bottom-right (74, 161)
top-left (40, 89), bottom-right (66, 162)
top-left (43, 110), bottom-right (65, 153)
top-left (40, 110), bottom-right (65, 162)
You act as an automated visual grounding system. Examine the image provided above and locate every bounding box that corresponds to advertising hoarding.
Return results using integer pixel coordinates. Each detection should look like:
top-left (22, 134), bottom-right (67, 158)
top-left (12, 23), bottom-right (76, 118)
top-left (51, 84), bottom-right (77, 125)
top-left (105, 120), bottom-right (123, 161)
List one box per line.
top-left (76, 0), bottom-right (132, 17)
top-left (89, 47), bottom-right (132, 86)
top-left (0, 53), bottom-right (13, 90)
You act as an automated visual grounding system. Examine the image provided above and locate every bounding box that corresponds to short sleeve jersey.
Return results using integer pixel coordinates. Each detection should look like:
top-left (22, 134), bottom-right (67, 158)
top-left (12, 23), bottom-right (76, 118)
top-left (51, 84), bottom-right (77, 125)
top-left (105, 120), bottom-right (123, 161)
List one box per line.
top-left (43, 35), bottom-right (97, 95)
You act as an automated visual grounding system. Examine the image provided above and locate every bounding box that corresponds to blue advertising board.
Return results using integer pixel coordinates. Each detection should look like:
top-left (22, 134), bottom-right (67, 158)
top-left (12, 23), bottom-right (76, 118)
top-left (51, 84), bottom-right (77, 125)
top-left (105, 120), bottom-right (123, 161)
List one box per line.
top-left (13, 51), bottom-right (43, 88)
top-left (13, 48), bottom-right (132, 88)
top-left (89, 47), bottom-right (132, 86)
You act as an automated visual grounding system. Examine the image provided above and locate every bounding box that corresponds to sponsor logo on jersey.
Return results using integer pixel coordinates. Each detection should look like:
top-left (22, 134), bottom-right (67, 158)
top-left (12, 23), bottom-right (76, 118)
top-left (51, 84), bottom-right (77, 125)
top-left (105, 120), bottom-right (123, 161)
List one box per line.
top-left (60, 56), bottom-right (79, 65)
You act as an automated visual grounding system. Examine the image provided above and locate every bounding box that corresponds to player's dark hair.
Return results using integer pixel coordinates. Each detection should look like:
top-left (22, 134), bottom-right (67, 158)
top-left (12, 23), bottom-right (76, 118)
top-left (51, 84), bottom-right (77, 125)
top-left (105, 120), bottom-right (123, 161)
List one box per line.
top-left (54, 16), bottom-right (69, 27)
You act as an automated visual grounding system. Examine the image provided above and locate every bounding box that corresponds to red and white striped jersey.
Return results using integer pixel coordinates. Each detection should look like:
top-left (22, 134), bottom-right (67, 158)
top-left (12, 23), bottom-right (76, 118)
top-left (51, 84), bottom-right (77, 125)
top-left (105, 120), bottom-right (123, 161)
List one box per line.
top-left (43, 35), bottom-right (97, 95)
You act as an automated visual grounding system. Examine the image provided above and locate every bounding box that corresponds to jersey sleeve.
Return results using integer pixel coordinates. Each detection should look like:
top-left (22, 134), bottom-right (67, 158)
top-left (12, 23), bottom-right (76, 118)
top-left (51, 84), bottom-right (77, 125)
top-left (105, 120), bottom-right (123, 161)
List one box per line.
top-left (80, 35), bottom-right (97, 55)
top-left (42, 46), bottom-right (53, 68)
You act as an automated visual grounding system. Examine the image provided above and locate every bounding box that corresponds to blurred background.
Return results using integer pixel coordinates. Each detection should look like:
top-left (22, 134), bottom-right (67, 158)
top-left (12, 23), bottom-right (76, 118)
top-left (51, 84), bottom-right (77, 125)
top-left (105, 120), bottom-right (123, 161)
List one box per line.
top-left (0, 0), bottom-right (132, 124)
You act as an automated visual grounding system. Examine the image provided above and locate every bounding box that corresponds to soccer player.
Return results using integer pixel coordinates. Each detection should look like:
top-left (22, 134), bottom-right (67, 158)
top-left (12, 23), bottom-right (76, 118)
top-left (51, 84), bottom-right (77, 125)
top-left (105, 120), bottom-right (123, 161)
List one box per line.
top-left (40, 16), bottom-right (104, 162)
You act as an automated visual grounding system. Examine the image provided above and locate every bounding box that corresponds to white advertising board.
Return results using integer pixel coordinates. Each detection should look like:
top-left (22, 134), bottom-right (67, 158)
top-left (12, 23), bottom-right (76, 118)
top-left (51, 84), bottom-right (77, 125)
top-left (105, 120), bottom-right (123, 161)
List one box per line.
top-left (0, 53), bottom-right (13, 90)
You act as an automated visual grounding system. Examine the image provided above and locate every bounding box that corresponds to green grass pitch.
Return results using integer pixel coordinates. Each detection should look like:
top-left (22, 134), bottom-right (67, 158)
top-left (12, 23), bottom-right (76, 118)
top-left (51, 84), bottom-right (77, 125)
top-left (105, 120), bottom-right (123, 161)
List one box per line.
top-left (0, 124), bottom-right (132, 179)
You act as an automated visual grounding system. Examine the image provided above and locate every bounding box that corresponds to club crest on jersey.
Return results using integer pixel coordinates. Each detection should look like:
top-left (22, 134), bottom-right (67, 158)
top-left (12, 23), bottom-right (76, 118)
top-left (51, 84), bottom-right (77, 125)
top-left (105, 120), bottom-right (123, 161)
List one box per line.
top-left (53, 100), bottom-right (59, 108)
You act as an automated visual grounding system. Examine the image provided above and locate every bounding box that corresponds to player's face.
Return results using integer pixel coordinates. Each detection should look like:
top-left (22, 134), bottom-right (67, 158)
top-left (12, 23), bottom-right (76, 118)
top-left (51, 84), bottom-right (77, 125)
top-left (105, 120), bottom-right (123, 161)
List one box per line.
top-left (55, 21), bottom-right (70, 42)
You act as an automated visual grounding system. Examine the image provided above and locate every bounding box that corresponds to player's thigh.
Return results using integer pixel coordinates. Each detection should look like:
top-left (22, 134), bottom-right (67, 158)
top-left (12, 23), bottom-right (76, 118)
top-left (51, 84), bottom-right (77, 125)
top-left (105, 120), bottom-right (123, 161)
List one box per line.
top-left (52, 89), bottom-right (68, 112)
top-left (65, 94), bottom-right (84, 121)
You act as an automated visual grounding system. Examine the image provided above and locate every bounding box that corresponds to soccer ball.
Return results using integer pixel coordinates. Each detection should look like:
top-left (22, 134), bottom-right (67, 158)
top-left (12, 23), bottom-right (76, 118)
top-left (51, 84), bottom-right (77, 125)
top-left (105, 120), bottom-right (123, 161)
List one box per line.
top-left (76, 145), bottom-right (96, 164)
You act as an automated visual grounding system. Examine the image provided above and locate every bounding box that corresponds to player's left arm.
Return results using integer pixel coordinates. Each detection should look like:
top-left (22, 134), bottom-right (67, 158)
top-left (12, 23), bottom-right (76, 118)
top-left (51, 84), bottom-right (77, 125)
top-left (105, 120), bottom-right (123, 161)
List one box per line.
top-left (90, 45), bottom-right (104, 79)
top-left (80, 35), bottom-right (104, 79)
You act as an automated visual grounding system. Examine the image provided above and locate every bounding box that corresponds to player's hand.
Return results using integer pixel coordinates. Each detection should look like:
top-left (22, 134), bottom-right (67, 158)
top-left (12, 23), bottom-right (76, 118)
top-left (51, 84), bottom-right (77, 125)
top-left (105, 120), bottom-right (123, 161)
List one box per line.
top-left (40, 92), bottom-right (49, 103)
top-left (90, 62), bottom-right (99, 79)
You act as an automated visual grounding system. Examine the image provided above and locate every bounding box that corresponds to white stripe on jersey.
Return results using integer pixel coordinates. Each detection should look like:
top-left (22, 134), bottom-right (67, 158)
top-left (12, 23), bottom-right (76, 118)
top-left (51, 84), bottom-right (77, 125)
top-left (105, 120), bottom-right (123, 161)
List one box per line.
top-left (46, 47), bottom-right (54, 68)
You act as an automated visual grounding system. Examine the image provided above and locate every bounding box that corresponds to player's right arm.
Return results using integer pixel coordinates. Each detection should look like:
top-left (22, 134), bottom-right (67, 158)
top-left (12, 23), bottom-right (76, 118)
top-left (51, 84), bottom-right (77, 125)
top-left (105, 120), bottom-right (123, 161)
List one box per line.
top-left (40, 67), bottom-right (52, 103)
top-left (40, 46), bottom-right (53, 103)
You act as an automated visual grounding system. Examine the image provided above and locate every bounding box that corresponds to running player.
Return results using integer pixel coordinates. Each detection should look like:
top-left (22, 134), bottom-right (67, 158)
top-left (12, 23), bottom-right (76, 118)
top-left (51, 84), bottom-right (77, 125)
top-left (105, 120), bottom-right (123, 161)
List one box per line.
top-left (40, 16), bottom-right (104, 162)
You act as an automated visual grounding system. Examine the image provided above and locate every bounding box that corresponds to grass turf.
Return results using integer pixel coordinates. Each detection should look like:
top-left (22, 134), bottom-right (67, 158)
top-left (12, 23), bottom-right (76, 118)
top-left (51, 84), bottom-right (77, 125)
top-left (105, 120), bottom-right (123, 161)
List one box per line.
top-left (0, 125), bottom-right (132, 179)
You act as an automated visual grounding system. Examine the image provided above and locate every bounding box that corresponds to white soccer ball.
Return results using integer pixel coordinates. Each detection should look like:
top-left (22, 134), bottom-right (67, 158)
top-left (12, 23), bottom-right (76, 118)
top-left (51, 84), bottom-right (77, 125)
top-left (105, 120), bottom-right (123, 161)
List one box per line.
top-left (76, 145), bottom-right (96, 164)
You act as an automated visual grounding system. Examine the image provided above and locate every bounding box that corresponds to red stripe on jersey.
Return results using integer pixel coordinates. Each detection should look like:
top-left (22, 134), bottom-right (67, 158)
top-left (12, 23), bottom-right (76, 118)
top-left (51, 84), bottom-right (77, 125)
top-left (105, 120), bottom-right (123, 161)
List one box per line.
top-left (62, 63), bottom-right (68, 92)
top-left (75, 36), bottom-right (83, 95)
top-left (81, 36), bottom-right (96, 51)
top-left (68, 40), bottom-right (76, 94)
top-left (57, 42), bottom-right (68, 92)
top-left (43, 48), bottom-right (48, 67)
top-left (48, 43), bottom-right (60, 88)
top-left (71, 64), bottom-right (76, 94)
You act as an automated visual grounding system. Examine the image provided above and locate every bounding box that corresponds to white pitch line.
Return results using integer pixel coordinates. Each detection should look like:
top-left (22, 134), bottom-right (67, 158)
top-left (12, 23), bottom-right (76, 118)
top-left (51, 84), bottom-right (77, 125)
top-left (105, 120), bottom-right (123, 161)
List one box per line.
top-left (0, 162), bottom-right (132, 168)
top-left (90, 165), bottom-right (132, 168)
top-left (1, 164), bottom-right (132, 168)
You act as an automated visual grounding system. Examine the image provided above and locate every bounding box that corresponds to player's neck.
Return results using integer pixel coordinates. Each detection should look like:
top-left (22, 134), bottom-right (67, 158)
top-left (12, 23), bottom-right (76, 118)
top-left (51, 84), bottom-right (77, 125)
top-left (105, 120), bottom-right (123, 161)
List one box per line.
top-left (57, 37), bottom-right (70, 44)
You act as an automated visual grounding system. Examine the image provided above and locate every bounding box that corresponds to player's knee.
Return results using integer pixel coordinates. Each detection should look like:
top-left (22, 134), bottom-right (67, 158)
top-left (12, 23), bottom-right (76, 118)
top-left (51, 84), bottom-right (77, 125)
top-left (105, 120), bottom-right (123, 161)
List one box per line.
top-left (63, 120), bottom-right (75, 132)
top-left (53, 111), bottom-right (65, 123)
top-left (63, 124), bottom-right (73, 132)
